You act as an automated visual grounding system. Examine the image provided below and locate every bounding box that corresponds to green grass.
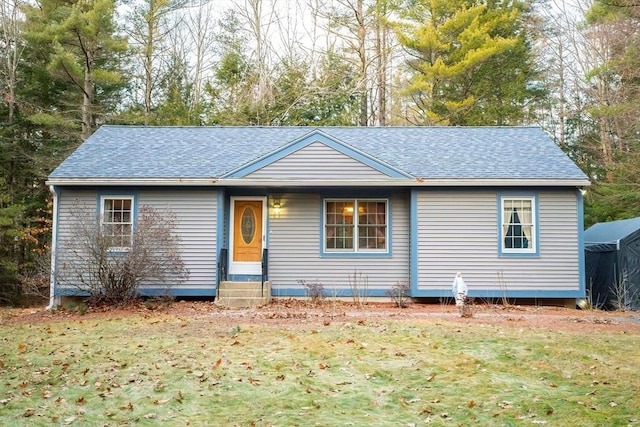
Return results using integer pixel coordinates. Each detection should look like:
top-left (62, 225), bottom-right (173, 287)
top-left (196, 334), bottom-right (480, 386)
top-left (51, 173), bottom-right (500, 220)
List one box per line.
top-left (1, 313), bottom-right (639, 426)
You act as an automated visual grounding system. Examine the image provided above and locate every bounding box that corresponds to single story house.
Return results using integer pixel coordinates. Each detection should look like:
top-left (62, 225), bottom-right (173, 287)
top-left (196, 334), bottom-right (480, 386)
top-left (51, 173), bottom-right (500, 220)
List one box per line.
top-left (46, 126), bottom-right (590, 306)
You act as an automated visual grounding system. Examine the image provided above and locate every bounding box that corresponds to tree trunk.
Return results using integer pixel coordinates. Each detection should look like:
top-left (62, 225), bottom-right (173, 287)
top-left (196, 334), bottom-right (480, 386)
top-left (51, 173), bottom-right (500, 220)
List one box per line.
top-left (557, 40), bottom-right (565, 147)
top-left (356, 0), bottom-right (367, 126)
top-left (244, 0), bottom-right (274, 120)
top-left (144, 14), bottom-right (154, 124)
top-left (375, 0), bottom-right (387, 126)
top-left (82, 54), bottom-right (95, 140)
top-left (1, 0), bottom-right (22, 126)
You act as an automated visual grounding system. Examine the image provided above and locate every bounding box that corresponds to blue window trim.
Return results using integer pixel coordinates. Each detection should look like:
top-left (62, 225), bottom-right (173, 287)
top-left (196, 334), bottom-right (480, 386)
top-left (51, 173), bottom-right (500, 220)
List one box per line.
top-left (577, 189), bottom-right (586, 297)
top-left (216, 190), bottom-right (225, 286)
top-left (51, 185), bottom-right (62, 299)
top-left (497, 192), bottom-right (539, 257)
top-left (56, 286), bottom-right (217, 297)
top-left (96, 192), bottom-right (138, 253)
top-left (410, 189), bottom-right (419, 295)
top-left (320, 197), bottom-right (392, 258)
top-left (268, 287), bottom-right (392, 298)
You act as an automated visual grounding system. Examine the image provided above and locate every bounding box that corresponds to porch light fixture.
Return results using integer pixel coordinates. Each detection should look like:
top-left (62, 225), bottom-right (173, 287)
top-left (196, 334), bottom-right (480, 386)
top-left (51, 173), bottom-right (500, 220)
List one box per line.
top-left (271, 197), bottom-right (282, 218)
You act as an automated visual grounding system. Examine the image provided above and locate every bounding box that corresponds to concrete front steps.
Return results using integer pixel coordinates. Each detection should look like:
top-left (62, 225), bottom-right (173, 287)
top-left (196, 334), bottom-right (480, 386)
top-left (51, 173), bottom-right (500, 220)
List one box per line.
top-left (215, 281), bottom-right (271, 308)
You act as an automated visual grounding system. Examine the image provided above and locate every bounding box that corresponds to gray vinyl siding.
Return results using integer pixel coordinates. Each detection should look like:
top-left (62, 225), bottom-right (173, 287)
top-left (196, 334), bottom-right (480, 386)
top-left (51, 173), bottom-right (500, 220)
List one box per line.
top-left (138, 190), bottom-right (218, 290)
top-left (54, 188), bottom-right (218, 294)
top-left (416, 190), bottom-right (581, 292)
top-left (248, 142), bottom-right (392, 180)
top-left (267, 192), bottom-right (410, 294)
top-left (54, 189), bottom-right (97, 292)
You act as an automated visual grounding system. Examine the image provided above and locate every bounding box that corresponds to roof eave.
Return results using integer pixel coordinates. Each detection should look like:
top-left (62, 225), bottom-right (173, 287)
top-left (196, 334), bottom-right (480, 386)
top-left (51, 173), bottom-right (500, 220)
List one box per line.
top-left (46, 177), bottom-right (591, 187)
top-left (415, 178), bottom-right (591, 187)
top-left (46, 177), bottom-right (220, 186)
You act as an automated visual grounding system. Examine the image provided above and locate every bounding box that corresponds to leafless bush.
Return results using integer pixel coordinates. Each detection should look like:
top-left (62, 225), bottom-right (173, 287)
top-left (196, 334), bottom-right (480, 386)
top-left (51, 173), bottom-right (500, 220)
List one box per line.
top-left (386, 281), bottom-right (410, 308)
top-left (19, 249), bottom-right (51, 302)
top-left (348, 270), bottom-right (369, 307)
top-left (497, 270), bottom-right (511, 306)
top-left (56, 203), bottom-right (188, 306)
top-left (578, 279), bottom-right (606, 310)
top-left (610, 271), bottom-right (640, 311)
top-left (298, 279), bottom-right (325, 305)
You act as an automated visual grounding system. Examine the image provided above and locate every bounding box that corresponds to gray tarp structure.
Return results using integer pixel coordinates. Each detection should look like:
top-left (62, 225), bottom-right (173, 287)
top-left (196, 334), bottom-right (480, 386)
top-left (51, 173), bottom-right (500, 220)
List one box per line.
top-left (584, 217), bottom-right (640, 310)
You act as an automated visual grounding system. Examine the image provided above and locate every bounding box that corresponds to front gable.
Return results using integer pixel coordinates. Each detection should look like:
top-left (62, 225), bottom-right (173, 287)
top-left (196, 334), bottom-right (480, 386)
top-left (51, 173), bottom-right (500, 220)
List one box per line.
top-left (222, 130), bottom-right (412, 180)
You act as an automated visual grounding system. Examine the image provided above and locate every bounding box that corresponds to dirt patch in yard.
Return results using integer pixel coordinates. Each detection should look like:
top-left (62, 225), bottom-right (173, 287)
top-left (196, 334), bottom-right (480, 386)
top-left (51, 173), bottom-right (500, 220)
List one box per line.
top-left (3, 299), bottom-right (640, 334)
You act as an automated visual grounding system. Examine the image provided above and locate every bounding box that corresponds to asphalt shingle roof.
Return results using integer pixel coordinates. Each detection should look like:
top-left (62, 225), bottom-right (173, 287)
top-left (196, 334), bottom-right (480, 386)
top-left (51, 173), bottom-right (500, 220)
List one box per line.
top-left (48, 125), bottom-right (588, 182)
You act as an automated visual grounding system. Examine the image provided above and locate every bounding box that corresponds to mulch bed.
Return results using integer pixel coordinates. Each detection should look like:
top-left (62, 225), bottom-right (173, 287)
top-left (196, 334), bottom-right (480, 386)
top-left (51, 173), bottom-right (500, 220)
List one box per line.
top-left (3, 299), bottom-right (640, 334)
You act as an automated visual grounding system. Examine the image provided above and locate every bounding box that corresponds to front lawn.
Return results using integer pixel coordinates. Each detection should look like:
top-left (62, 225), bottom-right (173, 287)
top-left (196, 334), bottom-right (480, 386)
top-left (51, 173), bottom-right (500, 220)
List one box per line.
top-left (1, 307), bottom-right (639, 426)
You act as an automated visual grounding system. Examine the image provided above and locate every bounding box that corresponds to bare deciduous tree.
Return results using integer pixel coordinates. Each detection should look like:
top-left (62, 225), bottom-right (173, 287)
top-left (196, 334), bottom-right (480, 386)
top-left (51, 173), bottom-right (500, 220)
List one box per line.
top-left (125, 0), bottom-right (188, 123)
top-left (183, 1), bottom-right (217, 115)
top-left (233, 0), bottom-right (279, 110)
top-left (0, 0), bottom-right (25, 125)
top-left (316, 0), bottom-right (396, 126)
top-left (540, 0), bottom-right (629, 178)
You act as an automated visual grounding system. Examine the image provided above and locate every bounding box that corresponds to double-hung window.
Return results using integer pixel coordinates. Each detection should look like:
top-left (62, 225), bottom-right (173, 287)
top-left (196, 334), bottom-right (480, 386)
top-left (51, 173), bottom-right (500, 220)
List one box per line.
top-left (101, 196), bottom-right (134, 251)
top-left (500, 195), bottom-right (537, 256)
top-left (325, 199), bottom-right (388, 253)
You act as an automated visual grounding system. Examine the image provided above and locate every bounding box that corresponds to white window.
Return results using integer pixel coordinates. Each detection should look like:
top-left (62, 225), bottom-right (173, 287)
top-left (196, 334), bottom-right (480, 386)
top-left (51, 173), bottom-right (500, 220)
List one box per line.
top-left (101, 196), bottom-right (134, 251)
top-left (500, 196), bottom-right (536, 254)
top-left (325, 199), bottom-right (387, 252)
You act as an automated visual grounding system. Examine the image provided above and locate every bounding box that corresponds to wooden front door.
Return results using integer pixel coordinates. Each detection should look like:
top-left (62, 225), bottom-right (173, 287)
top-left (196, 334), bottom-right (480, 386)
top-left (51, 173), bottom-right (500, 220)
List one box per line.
top-left (232, 200), bottom-right (264, 267)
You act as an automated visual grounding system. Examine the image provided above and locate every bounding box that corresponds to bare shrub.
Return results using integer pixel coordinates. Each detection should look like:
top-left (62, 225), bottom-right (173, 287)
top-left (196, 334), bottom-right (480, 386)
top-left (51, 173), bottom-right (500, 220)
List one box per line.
top-left (610, 271), bottom-right (640, 311)
top-left (386, 281), bottom-right (410, 308)
top-left (19, 249), bottom-right (51, 301)
top-left (298, 279), bottom-right (325, 305)
top-left (348, 270), bottom-right (369, 307)
top-left (56, 203), bottom-right (189, 306)
top-left (497, 270), bottom-right (511, 306)
top-left (578, 279), bottom-right (606, 311)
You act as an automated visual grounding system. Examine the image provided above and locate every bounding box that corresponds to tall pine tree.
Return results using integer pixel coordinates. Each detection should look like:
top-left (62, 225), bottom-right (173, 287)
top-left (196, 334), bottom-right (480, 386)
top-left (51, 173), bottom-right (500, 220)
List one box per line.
top-left (23, 0), bottom-right (127, 139)
top-left (394, 0), bottom-right (541, 125)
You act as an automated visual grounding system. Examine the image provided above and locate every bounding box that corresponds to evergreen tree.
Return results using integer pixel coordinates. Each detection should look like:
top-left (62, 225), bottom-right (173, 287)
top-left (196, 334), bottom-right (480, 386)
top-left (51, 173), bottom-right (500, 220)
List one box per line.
top-left (23, 0), bottom-right (127, 139)
top-left (151, 50), bottom-right (202, 125)
top-left (393, 0), bottom-right (540, 125)
top-left (124, 0), bottom-right (188, 123)
top-left (580, 0), bottom-right (640, 224)
top-left (269, 52), bottom-right (361, 126)
top-left (206, 9), bottom-right (255, 125)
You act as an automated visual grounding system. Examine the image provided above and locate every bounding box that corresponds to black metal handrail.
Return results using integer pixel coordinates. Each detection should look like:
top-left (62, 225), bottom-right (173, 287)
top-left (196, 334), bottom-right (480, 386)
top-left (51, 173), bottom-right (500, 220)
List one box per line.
top-left (261, 248), bottom-right (268, 297)
top-left (218, 248), bottom-right (228, 287)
